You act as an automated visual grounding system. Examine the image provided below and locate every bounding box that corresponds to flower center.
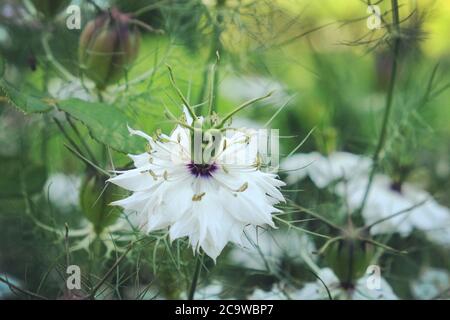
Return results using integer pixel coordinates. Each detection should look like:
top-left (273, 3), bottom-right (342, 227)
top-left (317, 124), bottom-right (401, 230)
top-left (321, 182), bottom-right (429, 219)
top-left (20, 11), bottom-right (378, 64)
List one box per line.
top-left (390, 181), bottom-right (403, 194)
top-left (187, 162), bottom-right (217, 178)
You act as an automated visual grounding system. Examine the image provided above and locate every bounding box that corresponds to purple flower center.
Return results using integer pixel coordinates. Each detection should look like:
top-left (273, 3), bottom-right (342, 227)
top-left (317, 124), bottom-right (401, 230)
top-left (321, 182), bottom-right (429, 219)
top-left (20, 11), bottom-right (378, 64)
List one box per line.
top-left (187, 162), bottom-right (217, 178)
top-left (390, 181), bottom-right (403, 194)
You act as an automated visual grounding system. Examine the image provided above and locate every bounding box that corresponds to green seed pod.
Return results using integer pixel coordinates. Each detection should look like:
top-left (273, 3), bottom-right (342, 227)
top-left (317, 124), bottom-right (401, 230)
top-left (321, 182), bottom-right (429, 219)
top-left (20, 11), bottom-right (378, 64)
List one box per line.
top-left (31, 0), bottom-right (70, 18)
top-left (78, 8), bottom-right (140, 90)
top-left (324, 230), bottom-right (374, 288)
top-left (80, 172), bottom-right (121, 235)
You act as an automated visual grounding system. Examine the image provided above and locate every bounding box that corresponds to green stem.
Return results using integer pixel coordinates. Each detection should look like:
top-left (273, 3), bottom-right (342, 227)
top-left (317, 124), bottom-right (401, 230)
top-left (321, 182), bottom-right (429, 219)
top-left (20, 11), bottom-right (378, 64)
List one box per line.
top-left (187, 254), bottom-right (203, 300)
top-left (94, 91), bottom-right (109, 166)
top-left (215, 91), bottom-right (273, 128)
top-left (41, 33), bottom-right (76, 82)
top-left (197, 3), bottom-right (224, 115)
top-left (65, 113), bottom-right (99, 165)
top-left (166, 65), bottom-right (197, 119)
top-left (358, 0), bottom-right (400, 215)
top-left (133, 1), bottom-right (168, 17)
top-left (87, 241), bottom-right (134, 299)
top-left (0, 276), bottom-right (48, 300)
top-left (53, 117), bottom-right (85, 158)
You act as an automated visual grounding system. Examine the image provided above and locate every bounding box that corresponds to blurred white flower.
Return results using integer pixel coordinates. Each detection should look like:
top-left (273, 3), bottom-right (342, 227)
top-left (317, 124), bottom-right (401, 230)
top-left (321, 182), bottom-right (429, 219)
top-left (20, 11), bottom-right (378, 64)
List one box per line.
top-left (220, 76), bottom-right (288, 107)
top-left (0, 1), bottom-right (28, 24)
top-left (248, 285), bottom-right (287, 300)
top-left (411, 268), bottom-right (450, 300)
top-left (282, 152), bottom-right (450, 244)
top-left (336, 175), bottom-right (450, 242)
top-left (48, 78), bottom-right (94, 102)
top-left (0, 26), bottom-right (11, 47)
top-left (48, 78), bottom-right (105, 102)
top-left (109, 110), bottom-right (285, 260)
top-left (248, 268), bottom-right (398, 300)
top-left (44, 174), bottom-right (81, 213)
top-left (229, 229), bottom-right (315, 271)
top-left (192, 282), bottom-right (224, 300)
top-left (294, 268), bottom-right (398, 300)
top-left (425, 224), bottom-right (450, 247)
top-left (280, 151), bottom-right (372, 187)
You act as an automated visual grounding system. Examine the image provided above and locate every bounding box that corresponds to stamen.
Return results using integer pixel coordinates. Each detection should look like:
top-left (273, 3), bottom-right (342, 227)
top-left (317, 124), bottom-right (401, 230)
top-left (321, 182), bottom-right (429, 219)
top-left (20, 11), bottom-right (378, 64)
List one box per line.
top-left (236, 182), bottom-right (248, 193)
top-left (192, 192), bottom-right (206, 201)
top-left (149, 169), bottom-right (158, 180)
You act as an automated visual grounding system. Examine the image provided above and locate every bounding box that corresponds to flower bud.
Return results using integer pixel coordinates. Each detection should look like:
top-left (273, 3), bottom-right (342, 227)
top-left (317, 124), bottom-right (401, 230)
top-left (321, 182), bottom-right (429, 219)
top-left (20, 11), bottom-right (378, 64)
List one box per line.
top-left (80, 173), bottom-right (121, 234)
top-left (78, 8), bottom-right (140, 90)
top-left (31, 0), bottom-right (70, 18)
top-left (324, 229), bottom-right (374, 288)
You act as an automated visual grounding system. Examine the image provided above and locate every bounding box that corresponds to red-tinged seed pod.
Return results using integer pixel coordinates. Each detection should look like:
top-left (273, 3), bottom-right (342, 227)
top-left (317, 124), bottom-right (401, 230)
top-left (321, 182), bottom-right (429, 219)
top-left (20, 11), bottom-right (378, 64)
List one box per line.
top-left (31, 0), bottom-right (70, 18)
top-left (78, 8), bottom-right (140, 90)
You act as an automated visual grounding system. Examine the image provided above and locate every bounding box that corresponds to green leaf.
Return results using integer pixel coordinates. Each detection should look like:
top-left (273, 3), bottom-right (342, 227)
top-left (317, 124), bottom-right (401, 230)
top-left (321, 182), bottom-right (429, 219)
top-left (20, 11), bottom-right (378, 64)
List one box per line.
top-left (57, 98), bottom-right (146, 154)
top-left (0, 79), bottom-right (54, 114)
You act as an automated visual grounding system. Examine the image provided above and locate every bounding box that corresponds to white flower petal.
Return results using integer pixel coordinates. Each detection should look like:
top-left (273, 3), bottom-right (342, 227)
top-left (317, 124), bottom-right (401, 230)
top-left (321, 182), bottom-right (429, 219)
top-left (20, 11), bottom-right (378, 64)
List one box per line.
top-left (111, 124), bottom-right (285, 260)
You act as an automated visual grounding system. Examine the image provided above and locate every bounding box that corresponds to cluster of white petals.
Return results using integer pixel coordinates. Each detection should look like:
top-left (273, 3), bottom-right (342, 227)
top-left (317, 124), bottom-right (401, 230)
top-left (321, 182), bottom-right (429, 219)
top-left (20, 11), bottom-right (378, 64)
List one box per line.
top-left (294, 268), bottom-right (398, 300)
top-left (249, 268), bottom-right (398, 300)
top-left (281, 151), bottom-right (372, 187)
top-left (336, 175), bottom-right (450, 242)
top-left (281, 152), bottom-right (450, 244)
top-left (109, 112), bottom-right (285, 260)
top-left (220, 75), bottom-right (288, 107)
top-left (48, 78), bottom-right (94, 102)
top-left (229, 229), bottom-right (315, 271)
top-left (411, 268), bottom-right (450, 299)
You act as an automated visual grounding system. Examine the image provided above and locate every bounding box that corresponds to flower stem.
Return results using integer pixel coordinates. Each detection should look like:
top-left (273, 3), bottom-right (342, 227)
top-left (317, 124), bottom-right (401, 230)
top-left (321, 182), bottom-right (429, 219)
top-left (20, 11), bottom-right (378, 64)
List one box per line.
top-left (215, 91), bottom-right (273, 128)
top-left (41, 33), bottom-right (77, 82)
top-left (197, 3), bottom-right (224, 115)
top-left (357, 0), bottom-right (401, 215)
top-left (166, 64), bottom-right (197, 119)
top-left (187, 254), bottom-right (203, 300)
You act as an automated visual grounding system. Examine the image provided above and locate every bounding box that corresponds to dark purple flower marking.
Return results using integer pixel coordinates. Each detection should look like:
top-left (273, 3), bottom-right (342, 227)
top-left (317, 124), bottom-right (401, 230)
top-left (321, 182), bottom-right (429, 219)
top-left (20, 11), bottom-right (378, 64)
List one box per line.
top-left (187, 162), bottom-right (218, 178)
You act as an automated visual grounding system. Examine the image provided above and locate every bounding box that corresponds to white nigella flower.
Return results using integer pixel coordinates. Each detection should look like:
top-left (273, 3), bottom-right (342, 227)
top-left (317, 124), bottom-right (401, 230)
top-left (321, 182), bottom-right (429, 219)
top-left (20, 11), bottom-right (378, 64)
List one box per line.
top-left (282, 152), bottom-right (450, 244)
top-left (229, 229), bottom-right (315, 271)
top-left (411, 268), bottom-right (450, 300)
top-left (48, 78), bottom-right (117, 104)
top-left (44, 173), bottom-right (81, 213)
top-left (249, 268), bottom-right (397, 300)
top-left (280, 151), bottom-right (372, 187)
top-left (48, 78), bottom-right (95, 102)
top-left (109, 108), bottom-right (285, 260)
top-left (220, 75), bottom-right (288, 107)
top-left (184, 281), bottom-right (225, 300)
top-left (294, 268), bottom-right (398, 300)
top-left (248, 284), bottom-right (287, 300)
top-left (336, 174), bottom-right (450, 241)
